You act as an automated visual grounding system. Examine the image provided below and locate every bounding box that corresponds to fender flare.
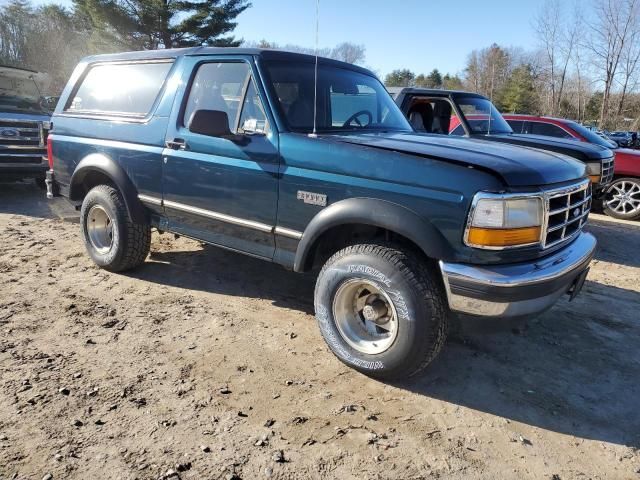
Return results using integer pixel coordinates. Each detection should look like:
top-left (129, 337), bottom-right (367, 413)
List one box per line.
top-left (293, 197), bottom-right (453, 272)
top-left (69, 153), bottom-right (147, 224)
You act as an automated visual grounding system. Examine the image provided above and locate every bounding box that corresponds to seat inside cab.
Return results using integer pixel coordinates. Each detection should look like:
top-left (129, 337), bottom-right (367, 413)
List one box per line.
top-left (407, 98), bottom-right (456, 135)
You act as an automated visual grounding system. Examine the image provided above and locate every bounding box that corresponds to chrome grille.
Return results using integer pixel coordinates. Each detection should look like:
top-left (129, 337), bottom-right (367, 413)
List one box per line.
top-left (543, 180), bottom-right (591, 249)
top-left (0, 118), bottom-right (45, 164)
top-left (601, 156), bottom-right (614, 185)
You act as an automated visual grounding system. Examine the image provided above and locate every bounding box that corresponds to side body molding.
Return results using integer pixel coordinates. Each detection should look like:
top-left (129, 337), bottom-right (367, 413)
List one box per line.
top-left (69, 153), bottom-right (147, 224)
top-left (293, 197), bottom-right (453, 272)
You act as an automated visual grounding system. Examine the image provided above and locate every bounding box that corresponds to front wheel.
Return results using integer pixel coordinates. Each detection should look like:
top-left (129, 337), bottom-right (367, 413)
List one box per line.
top-left (80, 185), bottom-right (151, 272)
top-left (603, 177), bottom-right (640, 220)
top-left (314, 244), bottom-right (448, 380)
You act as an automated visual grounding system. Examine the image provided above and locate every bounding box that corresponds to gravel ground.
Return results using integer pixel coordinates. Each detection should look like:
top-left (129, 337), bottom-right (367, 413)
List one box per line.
top-left (1, 180), bottom-right (639, 480)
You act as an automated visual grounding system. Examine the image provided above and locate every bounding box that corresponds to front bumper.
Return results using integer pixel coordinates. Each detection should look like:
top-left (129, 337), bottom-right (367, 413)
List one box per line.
top-left (0, 158), bottom-right (48, 178)
top-left (440, 232), bottom-right (596, 321)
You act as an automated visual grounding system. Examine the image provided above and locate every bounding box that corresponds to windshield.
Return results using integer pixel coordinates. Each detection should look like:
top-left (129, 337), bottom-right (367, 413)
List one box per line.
top-left (566, 121), bottom-right (618, 149)
top-left (0, 73), bottom-right (48, 114)
top-left (262, 60), bottom-right (412, 133)
top-left (457, 96), bottom-right (512, 134)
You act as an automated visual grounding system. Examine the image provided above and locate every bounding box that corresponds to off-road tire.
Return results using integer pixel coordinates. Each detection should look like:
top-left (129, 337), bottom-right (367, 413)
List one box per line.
top-left (80, 185), bottom-right (151, 272)
top-left (314, 243), bottom-right (448, 380)
top-left (603, 177), bottom-right (640, 220)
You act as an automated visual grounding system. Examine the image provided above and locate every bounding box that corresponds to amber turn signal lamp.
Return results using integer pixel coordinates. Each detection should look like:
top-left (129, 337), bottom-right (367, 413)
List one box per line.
top-left (467, 226), bottom-right (541, 247)
top-left (588, 175), bottom-right (601, 184)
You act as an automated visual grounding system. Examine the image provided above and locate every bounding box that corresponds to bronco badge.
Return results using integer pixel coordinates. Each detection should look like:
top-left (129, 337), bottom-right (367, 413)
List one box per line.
top-left (297, 190), bottom-right (327, 207)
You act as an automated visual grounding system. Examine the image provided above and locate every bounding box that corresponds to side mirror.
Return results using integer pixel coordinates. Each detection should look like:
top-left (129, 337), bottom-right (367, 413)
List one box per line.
top-left (188, 109), bottom-right (232, 138)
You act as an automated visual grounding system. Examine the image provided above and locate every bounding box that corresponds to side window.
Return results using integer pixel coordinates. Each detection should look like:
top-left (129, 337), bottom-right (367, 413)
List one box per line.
top-left (66, 61), bottom-right (173, 116)
top-left (530, 122), bottom-right (572, 138)
top-left (508, 120), bottom-right (524, 133)
top-left (407, 98), bottom-right (455, 135)
top-left (238, 79), bottom-right (269, 134)
top-left (183, 62), bottom-right (251, 131)
top-left (450, 124), bottom-right (465, 136)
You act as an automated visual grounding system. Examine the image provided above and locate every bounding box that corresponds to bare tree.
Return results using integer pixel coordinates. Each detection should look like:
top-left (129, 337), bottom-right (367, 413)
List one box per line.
top-left (616, 17), bottom-right (640, 117)
top-left (463, 44), bottom-right (511, 100)
top-left (330, 42), bottom-right (366, 64)
top-left (465, 50), bottom-right (481, 92)
top-left (0, 0), bottom-right (31, 65)
top-left (534, 0), bottom-right (580, 115)
top-left (242, 40), bottom-right (365, 64)
top-left (586, 0), bottom-right (640, 127)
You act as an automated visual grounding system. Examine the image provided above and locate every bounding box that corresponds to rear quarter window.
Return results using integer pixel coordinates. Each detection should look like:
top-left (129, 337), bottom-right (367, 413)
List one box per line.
top-left (529, 121), bottom-right (573, 138)
top-left (65, 61), bottom-right (173, 117)
top-left (507, 120), bottom-right (525, 133)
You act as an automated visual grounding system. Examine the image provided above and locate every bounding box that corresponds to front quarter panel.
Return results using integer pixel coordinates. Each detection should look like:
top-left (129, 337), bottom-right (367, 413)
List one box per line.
top-left (276, 133), bottom-right (504, 267)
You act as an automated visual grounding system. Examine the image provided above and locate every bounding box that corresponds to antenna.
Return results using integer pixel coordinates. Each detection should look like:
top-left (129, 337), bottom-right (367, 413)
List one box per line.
top-left (309, 0), bottom-right (320, 138)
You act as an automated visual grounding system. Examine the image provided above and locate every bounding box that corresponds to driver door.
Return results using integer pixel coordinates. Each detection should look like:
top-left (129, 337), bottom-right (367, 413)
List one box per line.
top-left (162, 56), bottom-right (280, 259)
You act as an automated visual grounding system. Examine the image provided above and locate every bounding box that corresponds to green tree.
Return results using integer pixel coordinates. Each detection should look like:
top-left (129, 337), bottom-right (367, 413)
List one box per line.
top-left (414, 69), bottom-right (442, 88)
top-left (427, 68), bottom-right (442, 88)
top-left (584, 92), bottom-right (604, 123)
top-left (442, 73), bottom-right (463, 90)
top-left (500, 64), bottom-right (539, 114)
top-left (384, 69), bottom-right (415, 87)
top-left (74, 0), bottom-right (250, 50)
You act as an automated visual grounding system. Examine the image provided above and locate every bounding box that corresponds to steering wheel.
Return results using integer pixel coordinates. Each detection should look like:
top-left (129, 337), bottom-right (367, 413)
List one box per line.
top-left (342, 110), bottom-right (373, 128)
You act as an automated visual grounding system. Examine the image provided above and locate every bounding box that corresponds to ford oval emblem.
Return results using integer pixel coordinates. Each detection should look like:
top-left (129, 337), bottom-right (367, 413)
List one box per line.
top-left (0, 128), bottom-right (19, 138)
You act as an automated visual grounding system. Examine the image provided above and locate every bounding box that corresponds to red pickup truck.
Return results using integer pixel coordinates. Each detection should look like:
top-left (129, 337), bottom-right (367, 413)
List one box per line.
top-left (502, 115), bottom-right (640, 220)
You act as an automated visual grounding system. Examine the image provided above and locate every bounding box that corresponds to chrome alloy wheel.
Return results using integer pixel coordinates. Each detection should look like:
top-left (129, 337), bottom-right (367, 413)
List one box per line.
top-left (86, 205), bottom-right (114, 254)
top-left (606, 179), bottom-right (640, 216)
top-left (332, 279), bottom-right (399, 355)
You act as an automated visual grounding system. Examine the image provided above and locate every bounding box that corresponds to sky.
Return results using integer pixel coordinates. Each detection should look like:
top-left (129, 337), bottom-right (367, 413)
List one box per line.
top-left (233, 0), bottom-right (546, 77)
top-left (23, 0), bottom-right (546, 77)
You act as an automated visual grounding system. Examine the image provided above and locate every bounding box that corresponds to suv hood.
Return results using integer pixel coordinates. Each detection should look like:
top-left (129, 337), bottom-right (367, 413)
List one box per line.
top-left (0, 111), bottom-right (51, 123)
top-left (0, 66), bottom-right (51, 115)
top-left (481, 133), bottom-right (613, 162)
top-left (331, 132), bottom-right (586, 187)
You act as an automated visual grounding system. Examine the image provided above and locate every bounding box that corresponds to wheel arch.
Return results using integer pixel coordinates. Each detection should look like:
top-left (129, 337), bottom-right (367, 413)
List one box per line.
top-left (69, 153), bottom-right (147, 224)
top-left (293, 198), bottom-right (453, 272)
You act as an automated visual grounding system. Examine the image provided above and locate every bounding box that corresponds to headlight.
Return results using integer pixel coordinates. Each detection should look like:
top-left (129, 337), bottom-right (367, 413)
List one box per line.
top-left (465, 194), bottom-right (543, 249)
top-left (585, 162), bottom-right (601, 184)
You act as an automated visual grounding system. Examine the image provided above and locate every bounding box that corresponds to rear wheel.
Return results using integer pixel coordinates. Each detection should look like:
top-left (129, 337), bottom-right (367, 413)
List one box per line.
top-left (314, 243), bottom-right (448, 380)
top-left (603, 177), bottom-right (640, 220)
top-left (80, 185), bottom-right (151, 271)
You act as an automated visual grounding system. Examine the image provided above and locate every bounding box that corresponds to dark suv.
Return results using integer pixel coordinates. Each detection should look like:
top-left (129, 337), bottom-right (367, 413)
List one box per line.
top-left (389, 88), bottom-right (615, 193)
top-left (0, 65), bottom-right (52, 185)
top-left (48, 48), bottom-right (596, 379)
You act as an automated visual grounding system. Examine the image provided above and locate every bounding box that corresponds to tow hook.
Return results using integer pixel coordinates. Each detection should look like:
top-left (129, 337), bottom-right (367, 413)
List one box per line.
top-left (45, 169), bottom-right (55, 199)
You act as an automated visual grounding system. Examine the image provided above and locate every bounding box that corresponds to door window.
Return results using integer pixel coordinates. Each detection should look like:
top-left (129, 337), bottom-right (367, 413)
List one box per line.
top-left (238, 79), bottom-right (269, 134)
top-left (183, 62), bottom-right (250, 131)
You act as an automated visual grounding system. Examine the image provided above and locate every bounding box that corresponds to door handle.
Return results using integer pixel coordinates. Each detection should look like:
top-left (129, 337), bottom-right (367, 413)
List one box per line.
top-left (166, 138), bottom-right (187, 150)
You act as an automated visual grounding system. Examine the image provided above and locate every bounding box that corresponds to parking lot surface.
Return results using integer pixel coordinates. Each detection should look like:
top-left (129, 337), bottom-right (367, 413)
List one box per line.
top-left (1, 181), bottom-right (639, 479)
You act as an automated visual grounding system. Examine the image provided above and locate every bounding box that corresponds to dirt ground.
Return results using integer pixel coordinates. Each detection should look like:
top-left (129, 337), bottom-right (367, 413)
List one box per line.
top-left (1, 180), bottom-right (639, 480)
